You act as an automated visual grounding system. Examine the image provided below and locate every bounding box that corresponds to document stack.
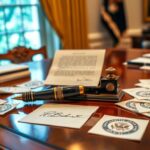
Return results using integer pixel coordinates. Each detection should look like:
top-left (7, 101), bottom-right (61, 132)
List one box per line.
top-left (0, 64), bottom-right (30, 83)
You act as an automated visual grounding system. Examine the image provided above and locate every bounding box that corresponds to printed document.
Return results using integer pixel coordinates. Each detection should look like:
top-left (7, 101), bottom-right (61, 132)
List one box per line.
top-left (45, 50), bottom-right (105, 86)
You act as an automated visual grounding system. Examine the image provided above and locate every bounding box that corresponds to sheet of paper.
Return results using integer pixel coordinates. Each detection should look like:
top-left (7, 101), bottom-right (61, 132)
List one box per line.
top-left (142, 53), bottom-right (150, 58)
top-left (123, 88), bottom-right (150, 101)
top-left (88, 115), bottom-right (149, 141)
top-left (115, 99), bottom-right (139, 113)
top-left (0, 87), bottom-right (31, 94)
top-left (135, 102), bottom-right (150, 113)
top-left (0, 64), bottom-right (29, 74)
top-left (140, 66), bottom-right (150, 70)
top-left (0, 103), bottom-right (18, 115)
top-left (135, 83), bottom-right (150, 88)
top-left (136, 80), bottom-right (150, 88)
top-left (17, 80), bottom-right (44, 89)
top-left (0, 99), bottom-right (6, 105)
top-left (19, 104), bottom-right (99, 128)
top-left (129, 57), bottom-right (150, 64)
top-left (45, 50), bottom-right (105, 86)
top-left (142, 112), bottom-right (150, 117)
top-left (116, 99), bottom-right (150, 117)
top-left (139, 79), bottom-right (150, 84)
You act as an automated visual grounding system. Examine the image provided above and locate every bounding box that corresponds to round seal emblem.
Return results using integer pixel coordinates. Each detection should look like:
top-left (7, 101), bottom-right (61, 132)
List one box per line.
top-left (126, 101), bottom-right (136, 110)
top-left (102, 119), bottom-right (138, 135)
top-left (136, 91), bottom-right (150, 97)
top-left (140, 102), bottom-right (150, 109)
top-left (0, 104), bottom-right (12, 113)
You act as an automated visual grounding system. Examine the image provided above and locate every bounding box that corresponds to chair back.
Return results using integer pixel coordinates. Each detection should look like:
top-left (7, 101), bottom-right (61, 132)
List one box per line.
top-left (0, 46), bottom-right (47, 63)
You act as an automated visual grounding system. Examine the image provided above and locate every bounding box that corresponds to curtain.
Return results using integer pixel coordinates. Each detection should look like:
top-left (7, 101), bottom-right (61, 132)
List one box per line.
top-left (40, 0), bottom-right (89, 49)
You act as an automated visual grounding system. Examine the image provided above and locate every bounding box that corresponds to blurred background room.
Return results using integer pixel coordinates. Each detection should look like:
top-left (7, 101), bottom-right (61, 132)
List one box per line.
top-left (0, 0), bottom-right (149, 65)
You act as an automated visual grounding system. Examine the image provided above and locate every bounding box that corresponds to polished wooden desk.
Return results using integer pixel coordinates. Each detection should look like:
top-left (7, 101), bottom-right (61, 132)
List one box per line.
top-left (1, 49), bottom-right (150, 150)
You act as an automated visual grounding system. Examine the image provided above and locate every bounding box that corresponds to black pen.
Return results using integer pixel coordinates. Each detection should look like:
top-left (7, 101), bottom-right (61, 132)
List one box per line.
top-left (13, 86), bottom-right (85, 102)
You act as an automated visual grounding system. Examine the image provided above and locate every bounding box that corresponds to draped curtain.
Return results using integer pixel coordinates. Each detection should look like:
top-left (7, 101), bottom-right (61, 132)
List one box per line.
top-left (40, 0), bottom-right (89, 49)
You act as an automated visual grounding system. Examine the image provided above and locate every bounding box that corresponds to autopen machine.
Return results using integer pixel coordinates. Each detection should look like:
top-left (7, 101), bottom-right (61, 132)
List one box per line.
top-left (70, 67), bottom-right (123, 102)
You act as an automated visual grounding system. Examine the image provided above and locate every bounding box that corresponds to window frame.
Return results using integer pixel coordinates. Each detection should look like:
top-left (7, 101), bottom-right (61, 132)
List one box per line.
top-left (0, 2), bottom-right (45, 53)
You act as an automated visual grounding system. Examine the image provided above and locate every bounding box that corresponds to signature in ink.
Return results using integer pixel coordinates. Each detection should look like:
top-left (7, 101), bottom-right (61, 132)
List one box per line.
top-left (39, 111), bottom-right (83, 118)
top-left (77, 78), bottom-right (92, 82)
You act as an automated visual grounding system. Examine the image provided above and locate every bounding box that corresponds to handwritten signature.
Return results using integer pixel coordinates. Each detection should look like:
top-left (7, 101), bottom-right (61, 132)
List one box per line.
top-left (40, 111), bottom-right (83, 118)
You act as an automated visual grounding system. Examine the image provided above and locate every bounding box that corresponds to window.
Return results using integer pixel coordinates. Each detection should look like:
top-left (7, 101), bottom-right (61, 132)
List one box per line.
top-left (0, 0), bottom-right (42, 54)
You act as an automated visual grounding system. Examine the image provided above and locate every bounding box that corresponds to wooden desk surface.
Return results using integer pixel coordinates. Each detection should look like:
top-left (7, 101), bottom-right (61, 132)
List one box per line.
top-left (1, 49), bottom-right (150, 150)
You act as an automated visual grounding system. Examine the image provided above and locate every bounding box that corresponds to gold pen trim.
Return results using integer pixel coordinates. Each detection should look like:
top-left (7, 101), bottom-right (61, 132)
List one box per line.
top-left (57, 87), bottom-right (64, 100)
top-left (79, 86), bottom-right (84, 95)
top-left (54, 87), bottom-right (57, 100)
top-left (31, 92), bottom-right (34, 101)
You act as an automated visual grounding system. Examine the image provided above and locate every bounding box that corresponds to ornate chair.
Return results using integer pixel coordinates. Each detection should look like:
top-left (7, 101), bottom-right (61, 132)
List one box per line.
top-left (0, 46), bottom-right (47, 63)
